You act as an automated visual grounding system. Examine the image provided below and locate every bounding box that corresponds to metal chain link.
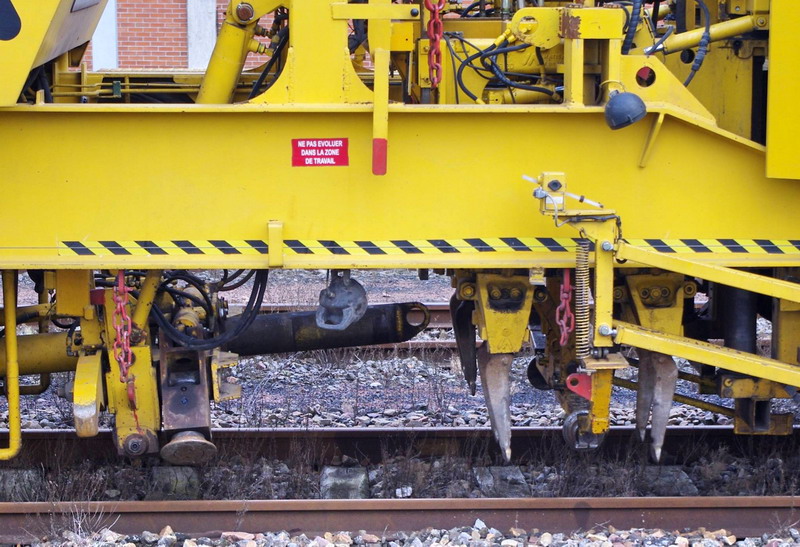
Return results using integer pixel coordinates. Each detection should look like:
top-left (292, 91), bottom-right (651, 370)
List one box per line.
top-left (112, 271), bottom-right (139, 423)
top-left (424, 0), bottom-right (445, 88)
top-left (555, 268), bottom-right (575, 346)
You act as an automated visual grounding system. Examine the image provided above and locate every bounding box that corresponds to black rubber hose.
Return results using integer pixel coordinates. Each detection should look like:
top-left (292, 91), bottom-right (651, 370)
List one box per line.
top-left (456, 44), bottom-right (495, 101)
top-left (459, 1), bottom-right (480, 16)
top-left (481, 44), bottom-right (556, 97)
top-left (621, 0), bottom-right (643, 54)
top-left (249, 27), bottom-right (290, 99)
top-left (153, 270), bottom-right (268, 351)
top-left (220, 269), bottom-right (256, 292)
top-left (683, 0), bottom-right (711, 86)
top-left (651, 0), bottom-right (661, 30)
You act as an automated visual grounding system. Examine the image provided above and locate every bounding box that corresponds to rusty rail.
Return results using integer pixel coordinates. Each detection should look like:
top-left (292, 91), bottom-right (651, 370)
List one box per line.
top-left (1, 497), bottom-right (798, 543)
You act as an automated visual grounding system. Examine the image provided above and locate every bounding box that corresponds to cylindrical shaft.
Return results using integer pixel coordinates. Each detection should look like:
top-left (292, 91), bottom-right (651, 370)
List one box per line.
top-left (721, 285), bottom-right (757, 354)
top-left (226, 303), bottom-right (428, 356)
top-left (663, 15), bottom-right (756, 53)
top-left (0, 271), bottom-right (21, 459)
top-left (0, 333), bottom-right (77, 376)
top-left (132, 270), bottom-right (162, 328)
top-left (196, 17), bottom-right (253, 104)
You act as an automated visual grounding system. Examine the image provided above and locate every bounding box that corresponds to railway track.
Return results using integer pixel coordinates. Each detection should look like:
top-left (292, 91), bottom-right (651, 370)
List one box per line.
top-left (1, 497), bottom-right (798, 543)
top-left (2, 427), bottom-right (798, 542)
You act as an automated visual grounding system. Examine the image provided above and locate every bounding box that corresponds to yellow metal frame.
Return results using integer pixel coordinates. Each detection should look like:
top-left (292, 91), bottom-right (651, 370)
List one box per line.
top-left (0, 0), bottom-right (798, 458)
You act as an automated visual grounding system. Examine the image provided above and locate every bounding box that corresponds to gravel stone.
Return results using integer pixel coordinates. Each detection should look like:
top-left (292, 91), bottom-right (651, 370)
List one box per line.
top-left (141, 531), bottom-right (159, 544)
top-left (0, 468), bottom-right (44, 501)
top-left (146, 467), bottom-right (201, 501)
top-left (473, 467), bottom-right (531, 498)
top-left (320, 466), bottom-right (369, 499)
top-left (640, 466), bottom-right (699, 496)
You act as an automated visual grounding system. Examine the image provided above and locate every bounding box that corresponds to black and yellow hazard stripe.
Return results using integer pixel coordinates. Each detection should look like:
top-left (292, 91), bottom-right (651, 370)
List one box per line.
top-left (60, 240), bottom-right (271, 257)
top-left (625, 238), bottom-right (800, 255)
top-left (58, 238), bottom-right (800, 257)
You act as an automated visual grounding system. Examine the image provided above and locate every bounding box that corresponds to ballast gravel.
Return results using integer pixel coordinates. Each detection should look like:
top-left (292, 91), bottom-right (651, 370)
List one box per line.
top-left (35, 522), bottom-right (800, 547)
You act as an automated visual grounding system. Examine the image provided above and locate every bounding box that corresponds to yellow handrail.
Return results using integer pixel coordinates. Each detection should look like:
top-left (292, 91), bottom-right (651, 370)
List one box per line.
top-left (0, 270), bottom-right (21, 459)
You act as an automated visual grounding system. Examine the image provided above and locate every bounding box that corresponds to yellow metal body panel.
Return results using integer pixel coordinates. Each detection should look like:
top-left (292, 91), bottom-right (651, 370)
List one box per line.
top-left (662, 44), bottom-right (755, 139)
top-left (0, 0), bottom-right (107, 106)
top-left (766, 0), bottom-right (800, 179)
top-left (55, 270), bottom-right (92, 317)
top-left (0, 106), bottom-right (797, 270)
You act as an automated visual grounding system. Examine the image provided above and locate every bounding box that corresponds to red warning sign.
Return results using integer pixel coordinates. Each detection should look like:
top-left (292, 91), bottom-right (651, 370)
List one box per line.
top-left (292, 138), bottom-right (349, 167)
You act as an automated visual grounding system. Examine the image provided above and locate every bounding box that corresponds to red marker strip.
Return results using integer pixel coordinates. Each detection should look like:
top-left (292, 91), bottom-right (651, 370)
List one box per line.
top-left (372, 138), bottom-right (387, 176)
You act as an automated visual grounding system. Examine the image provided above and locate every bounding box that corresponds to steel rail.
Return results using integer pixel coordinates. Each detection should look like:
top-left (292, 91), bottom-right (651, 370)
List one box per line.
top-left (1, 497), bottom-right (799, 542)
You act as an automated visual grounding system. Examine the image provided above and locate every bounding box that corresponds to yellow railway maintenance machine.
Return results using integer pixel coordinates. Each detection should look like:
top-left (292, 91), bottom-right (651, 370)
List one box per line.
top-left (0, 0), bottom-right (798, 464)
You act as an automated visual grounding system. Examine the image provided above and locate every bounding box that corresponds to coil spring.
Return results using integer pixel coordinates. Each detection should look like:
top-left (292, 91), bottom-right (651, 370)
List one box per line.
top-left (575, 240), bottom-right (591, 360)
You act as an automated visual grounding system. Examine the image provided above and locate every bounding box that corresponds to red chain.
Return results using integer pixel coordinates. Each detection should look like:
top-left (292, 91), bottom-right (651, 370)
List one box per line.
top-left (112, 271), bottom-right (140, 427)
top-left (424, 0), bottom-right (445, 88)
top-left (555, 268), bottom-right (575, 346)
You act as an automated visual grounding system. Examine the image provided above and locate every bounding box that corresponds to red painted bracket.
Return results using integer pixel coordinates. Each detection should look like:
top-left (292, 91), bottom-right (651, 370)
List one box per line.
top-left (89, 288), bottom-right (105, 306)
top-left (565, 372), bottom-right (592, 401)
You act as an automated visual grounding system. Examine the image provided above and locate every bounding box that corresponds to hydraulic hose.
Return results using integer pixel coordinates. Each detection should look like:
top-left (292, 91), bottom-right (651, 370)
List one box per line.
top-left (621, 0), bottom-right (643, 54)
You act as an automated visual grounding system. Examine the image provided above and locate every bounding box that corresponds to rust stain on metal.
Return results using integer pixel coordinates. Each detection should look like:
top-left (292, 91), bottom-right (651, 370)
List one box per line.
top-left (561, 13), bottom-right (581, 39)
top-left (2, 497), bottom-right (800, 542)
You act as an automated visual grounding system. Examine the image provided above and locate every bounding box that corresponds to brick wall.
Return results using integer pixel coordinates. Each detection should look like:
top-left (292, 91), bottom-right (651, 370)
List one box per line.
top-left (90, 1), bottom-right (472, 71)
top-left (116, 0), bottom-right (189, 69)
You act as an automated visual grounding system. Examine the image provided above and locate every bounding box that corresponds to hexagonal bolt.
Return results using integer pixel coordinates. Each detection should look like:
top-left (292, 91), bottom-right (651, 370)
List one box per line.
top-left (124, 434), bottom-right (148, 457)
top-left (236, 2), bottom-right (255, 21)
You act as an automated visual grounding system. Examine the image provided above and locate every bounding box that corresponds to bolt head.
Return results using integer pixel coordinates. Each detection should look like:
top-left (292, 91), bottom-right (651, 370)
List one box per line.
top-left (461, 284), bottom-right (475, 298)
top-left (124, 434), bottom-right (148, 456)
top-left (410, 8), bottom-right (420, 16)
top-left (236, 2), bottom-right (255, 21)
top-left (601, 241), bottom-right (614, 251)
top-left (598, 324), bottom-right (611, 336)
